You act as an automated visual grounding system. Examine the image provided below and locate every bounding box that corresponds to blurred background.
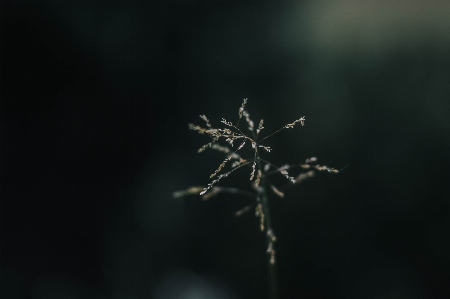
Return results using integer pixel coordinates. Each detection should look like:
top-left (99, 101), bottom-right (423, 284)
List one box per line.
top-left (1, 1), bottom-right (449, 298)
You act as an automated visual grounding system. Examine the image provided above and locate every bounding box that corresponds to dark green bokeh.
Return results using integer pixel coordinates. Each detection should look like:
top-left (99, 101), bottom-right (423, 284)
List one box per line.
top-left (1, 1), bottom-right (449, 298)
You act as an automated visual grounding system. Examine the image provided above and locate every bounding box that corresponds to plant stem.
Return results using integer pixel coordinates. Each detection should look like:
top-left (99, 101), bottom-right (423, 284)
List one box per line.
top-left (257, 157), bottom-right (279, 299)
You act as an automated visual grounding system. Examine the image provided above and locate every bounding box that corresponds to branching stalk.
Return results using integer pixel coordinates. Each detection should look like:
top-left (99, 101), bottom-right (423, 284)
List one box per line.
top-left (174, 98), bottom-right (339, 299)
top-left (257, 153), bottom-right (279, 299)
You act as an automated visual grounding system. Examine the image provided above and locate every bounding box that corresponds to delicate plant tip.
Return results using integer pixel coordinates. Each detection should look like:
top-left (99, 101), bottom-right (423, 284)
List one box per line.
top-left (211, 143), bottom-right (230, 154)
top-left (267, 229), bottom-right (277, 242)
top-left (255, 204), bottom-right (261, 216)
top-left (269, 250), bottom-right (276, 265)
top-left (237, 140), bottom-right (246, 151)
top-left (199, 115), bottom-right (211, 128)
top-left (294, 171), bottom-right (315, 184)
top-left (201, 187), bottom-right (220, 200)
top-left (200, 182), bottom-right (215, 195)
top-left (200, 177), bottom-right (221, 195)
top-left (250, 161), bottom-right (256, 180)
top-left (306, 157), bottom-right (318, 163)
top-left (258, 119), bottom-right (264, 130)
top-left (238, 98), bottom-right (248, 119)
top-left (256, 119), bottom-right (264, 135)
top-left (221, 118), bottom-right (233, 127)
top-left (172, 186), bottom-right (204, 198)
top-left (210, 156), bottom-right (232, 178)
top-left (256, 204), bottom-right (265, 231)
top-left (280, 168), bottom-right (296, 183)
top-left (251, 181), bottom-right (263, 193)
top-left (311, 164), bottom-right (339, 173)
top-left (285, 116), bottom-right (305, 129)
top-left (225, 138), bottom-right (234, 147)
top-left (266, 242), bottom-right (276, 265)
top-left (188, 123), bottom-right (207, 134)
top-left (279, 164), bottom-right (289, 171)
top-left (255, 170), bottom-right (262, 186)
top-left (231, 158), bottom-right (247, 168)
top-left (198, 141), bottom-right (215, 153)
top-left (259, 145), bottom-right (272, 152)
top-left (242, 110), bottom-right (254, 132)
top-left (235, 205), bottom-right (251, 217)
top-left (270, 185), bottom-right (284, 198)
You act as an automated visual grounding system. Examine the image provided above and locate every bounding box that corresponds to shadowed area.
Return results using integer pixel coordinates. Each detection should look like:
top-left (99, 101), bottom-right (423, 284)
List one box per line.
top-left (1, 1), bottom-right (449, 298)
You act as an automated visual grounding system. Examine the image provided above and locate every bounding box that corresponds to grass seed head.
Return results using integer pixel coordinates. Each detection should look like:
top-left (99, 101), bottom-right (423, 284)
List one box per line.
top-left (285, 117), bottom-right (305, 129)
top-left (238, 98), bottom-right (248, 119)
top-left (270, 185), bottom-right (284, 198)
top-left (199, 115), bottom-right (211, 127)
top-left (250, 161), bottom-right (256, 181)
top-left (180, 99), bottom-right (339, 269)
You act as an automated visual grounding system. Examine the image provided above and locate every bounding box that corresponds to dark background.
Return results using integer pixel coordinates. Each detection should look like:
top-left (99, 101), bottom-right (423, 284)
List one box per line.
top-left (1, 1), bottom-right (449, 298)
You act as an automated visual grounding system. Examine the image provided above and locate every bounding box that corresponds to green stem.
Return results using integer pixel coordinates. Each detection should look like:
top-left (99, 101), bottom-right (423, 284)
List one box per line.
top-left (257, 157), bottom-right (279, 299)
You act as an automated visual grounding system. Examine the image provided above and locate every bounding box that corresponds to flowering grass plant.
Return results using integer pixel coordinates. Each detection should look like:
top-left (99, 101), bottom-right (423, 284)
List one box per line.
top-left (174, 99), bottom-right (339, 298)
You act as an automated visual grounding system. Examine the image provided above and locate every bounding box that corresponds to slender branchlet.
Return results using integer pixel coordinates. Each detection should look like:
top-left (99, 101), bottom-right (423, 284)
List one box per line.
top-left (174, 99), bottom-right (339, 299)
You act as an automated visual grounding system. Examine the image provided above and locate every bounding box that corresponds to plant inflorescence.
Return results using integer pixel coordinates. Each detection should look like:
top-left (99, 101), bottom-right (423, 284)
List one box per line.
top-left (174, 98), bottom-right (339, 298)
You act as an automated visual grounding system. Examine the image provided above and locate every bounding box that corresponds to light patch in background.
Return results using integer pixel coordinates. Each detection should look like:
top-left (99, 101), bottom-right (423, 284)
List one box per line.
top-left (277, 1), bottom-right (450, 57)
top-left (270, 0), bottom-right (450, 185)
top-left (274, 0), bottom-right (450, 128)
top-left (153, 270), bottom-right (235, 299)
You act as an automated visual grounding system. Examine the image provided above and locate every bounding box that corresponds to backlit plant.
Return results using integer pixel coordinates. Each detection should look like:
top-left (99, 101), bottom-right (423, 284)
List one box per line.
top-left (174, 98), bottom-right (339, 298)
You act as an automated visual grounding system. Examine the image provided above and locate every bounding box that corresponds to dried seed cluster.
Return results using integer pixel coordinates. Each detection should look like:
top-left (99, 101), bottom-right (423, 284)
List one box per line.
top-left (187, 98), bottom-right (307, 196)
top-left (176, 99), bottom-right (339, 265)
